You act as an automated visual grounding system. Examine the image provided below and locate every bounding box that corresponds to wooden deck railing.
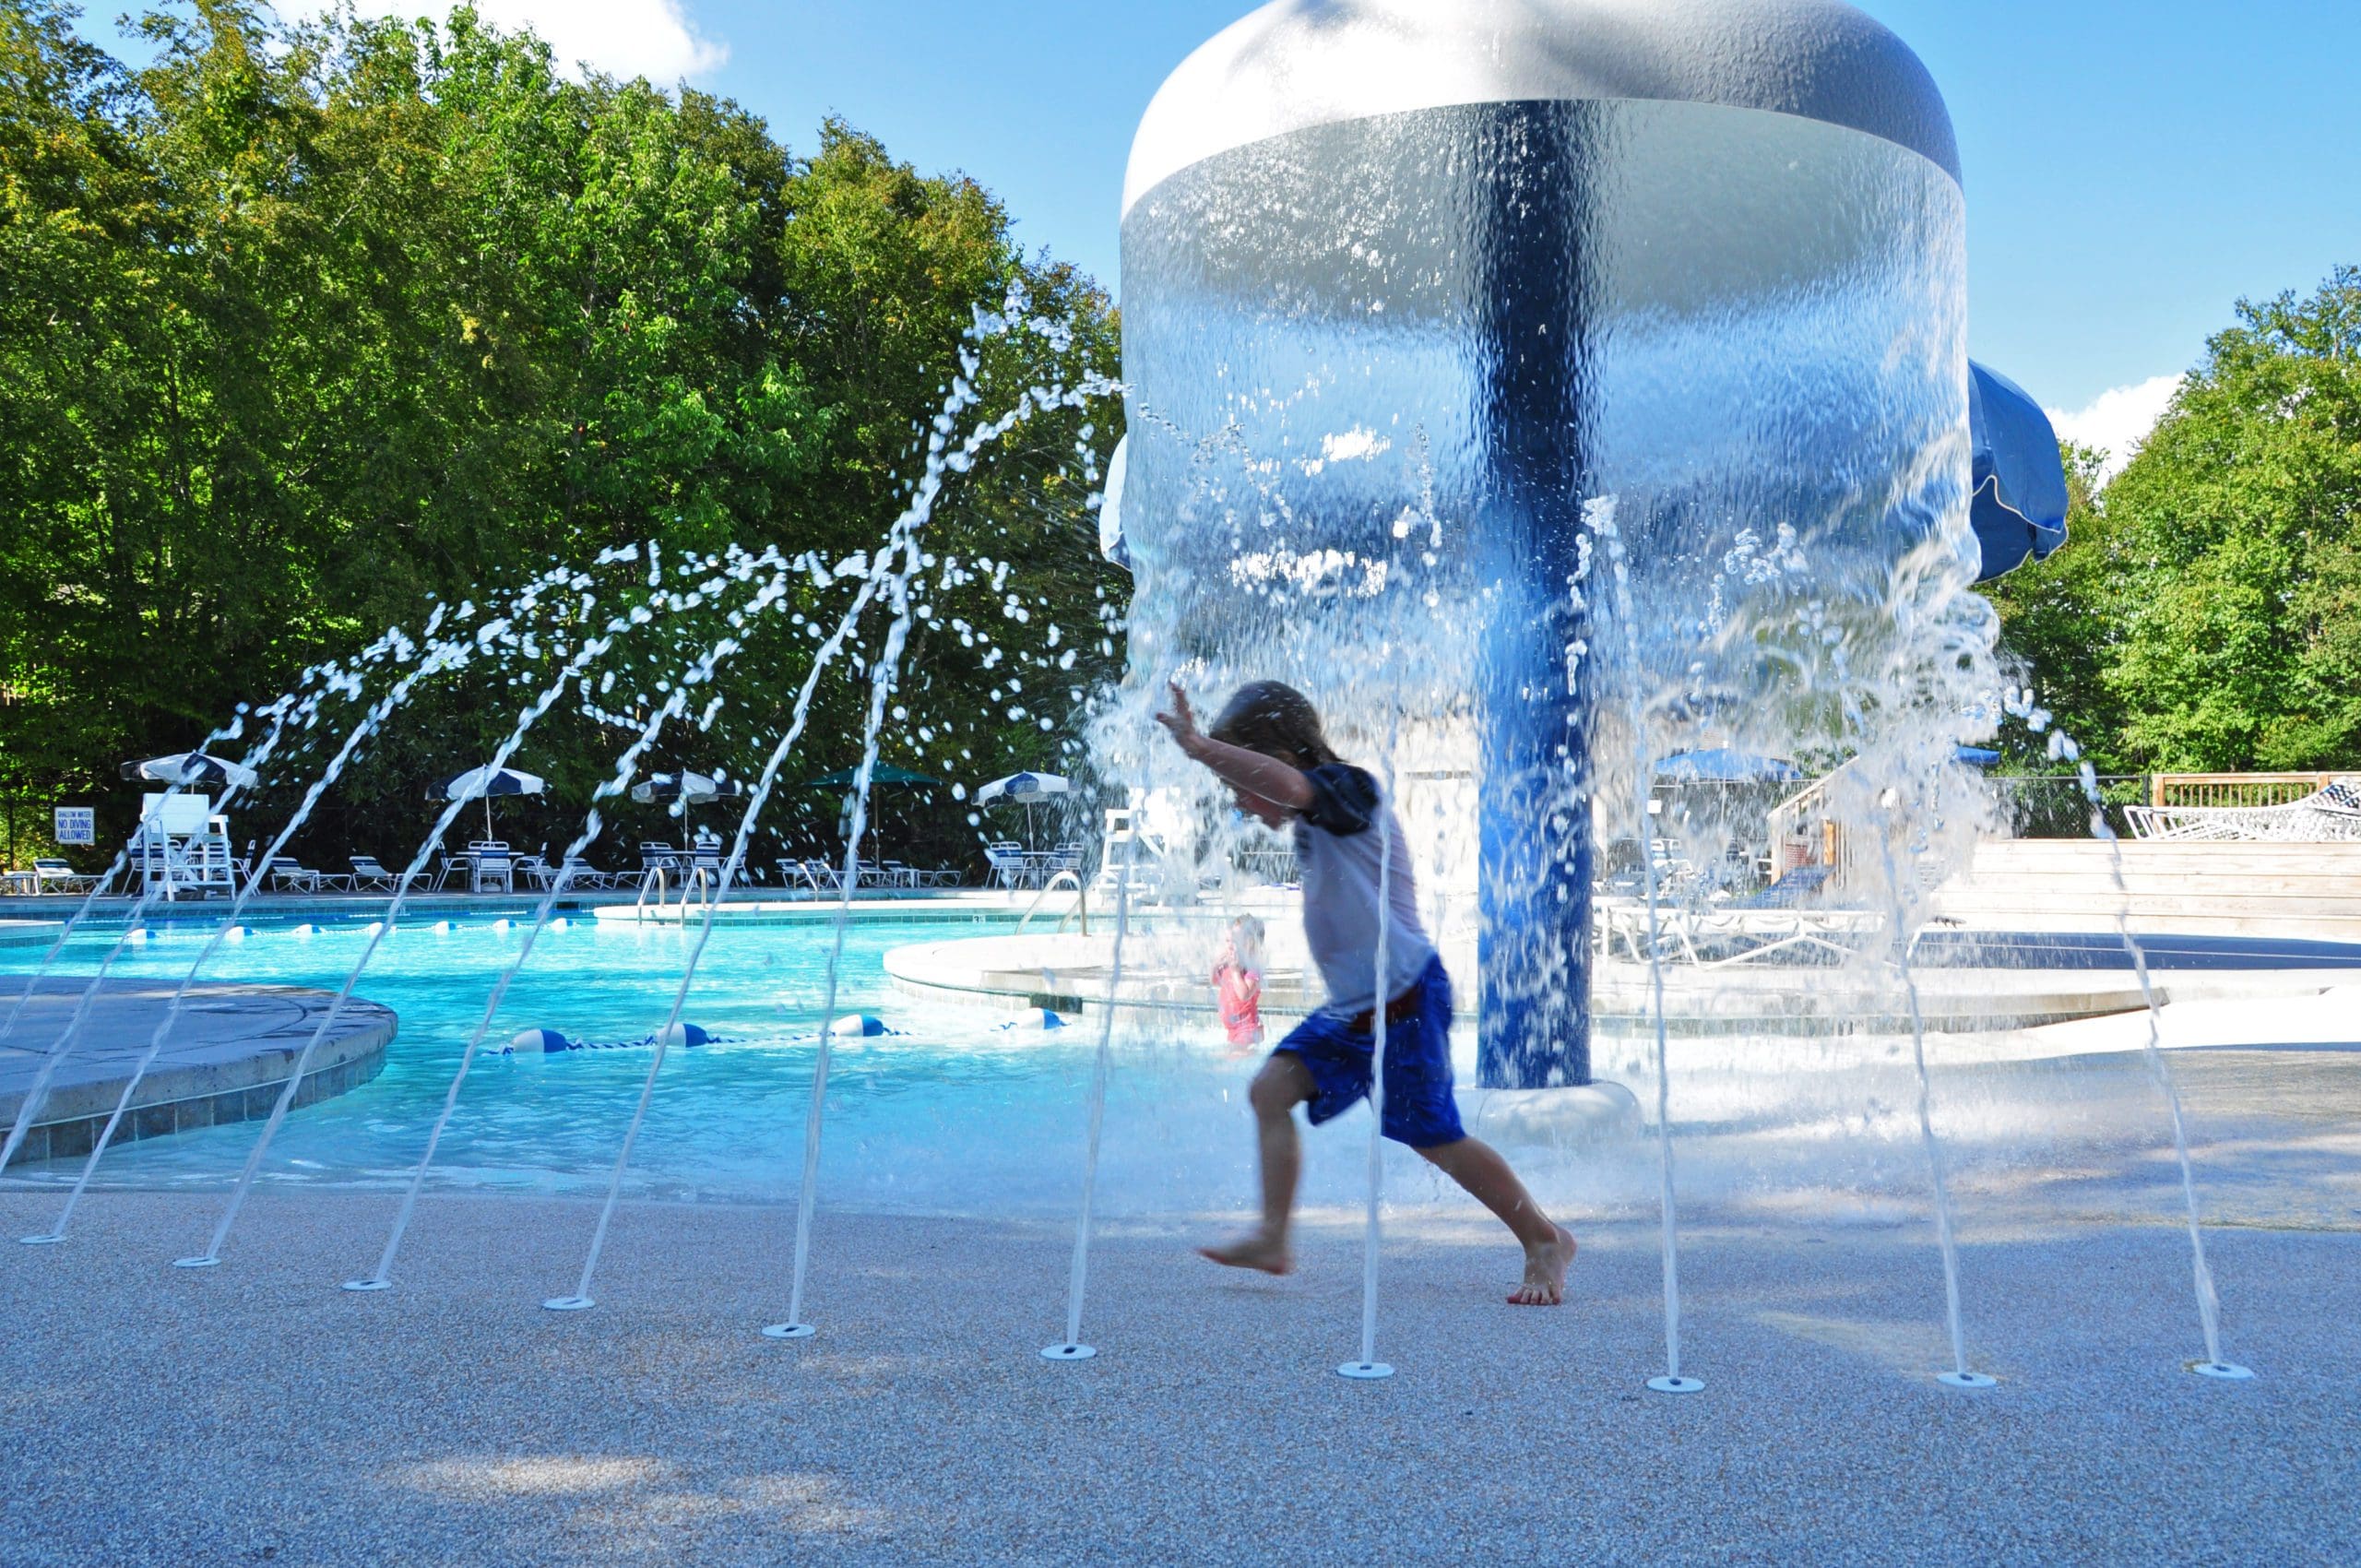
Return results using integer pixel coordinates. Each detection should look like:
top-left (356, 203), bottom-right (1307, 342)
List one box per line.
top-left (2149, 772), bottom-right (2351, 809)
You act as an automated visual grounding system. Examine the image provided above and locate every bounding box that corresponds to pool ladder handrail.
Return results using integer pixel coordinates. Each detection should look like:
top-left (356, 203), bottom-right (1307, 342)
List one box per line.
top-left (1018, 870), bottom-right (1089, 935)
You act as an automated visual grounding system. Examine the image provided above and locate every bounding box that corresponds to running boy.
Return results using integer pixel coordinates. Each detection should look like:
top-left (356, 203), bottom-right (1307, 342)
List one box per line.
top-left (1157, 680), bottom-right (1575, 1305)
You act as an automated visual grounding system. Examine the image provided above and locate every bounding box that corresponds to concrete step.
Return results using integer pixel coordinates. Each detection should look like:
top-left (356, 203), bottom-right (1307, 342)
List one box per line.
top-left (1933, 838), bottom-right (2361, 941)
top-left (1968, 842), bottom-right (2361, 867)
top-left (1940, 892), bottom-right (2361, 917)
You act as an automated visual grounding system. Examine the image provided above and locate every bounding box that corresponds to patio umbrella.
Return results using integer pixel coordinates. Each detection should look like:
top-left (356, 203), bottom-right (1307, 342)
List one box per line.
top-left (1968, 361), bottom-right (2070, 581)
top-left (1097, 434), bottom-right (1132, 571)
top-left (801, 763), bottom-right (943, 864)
top-left (631, 771), bottom-right (746, 841)
top-left (121, 753), bottom-right (258, 791)
top-left (1654, 750), bottom-right (1806, 785)
top-left (433, 765), bottom-right (546, 840)
top-left (975, 771), bottom-right (1072, 849)
top-left (801, 763), bottom-right (943, 790)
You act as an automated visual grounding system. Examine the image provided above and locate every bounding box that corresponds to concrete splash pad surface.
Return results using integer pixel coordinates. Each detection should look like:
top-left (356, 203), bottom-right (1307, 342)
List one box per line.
top-left (0, 1188), bottom-right (2353, 1567)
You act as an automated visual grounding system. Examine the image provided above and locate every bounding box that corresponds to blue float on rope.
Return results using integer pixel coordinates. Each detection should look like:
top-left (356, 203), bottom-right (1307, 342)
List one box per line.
top-left (506, 1028), bottom-right (577, 1055)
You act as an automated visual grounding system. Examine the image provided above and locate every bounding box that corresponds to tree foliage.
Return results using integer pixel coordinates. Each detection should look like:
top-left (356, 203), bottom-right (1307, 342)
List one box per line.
top-left (1987, 266), bottom-right (2361, 774)
top-left (0, 0), bottom-right (1123, 867)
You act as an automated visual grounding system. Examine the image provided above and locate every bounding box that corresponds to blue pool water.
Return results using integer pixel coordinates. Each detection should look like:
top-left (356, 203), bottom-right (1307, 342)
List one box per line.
top-left (11, 914), bottom-right (1280, 1215)
top-left (18, 913), bottom-right (2329, 1229)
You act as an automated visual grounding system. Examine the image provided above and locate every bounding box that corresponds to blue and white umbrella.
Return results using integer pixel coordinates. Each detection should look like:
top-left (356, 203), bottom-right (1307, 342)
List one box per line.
top-left (1968, 361), bottom-right (2070, 580)
top-left (433, 766), bottom-right (545, 839)
top-left (121, 752), bottom-right (257, 791)
top-left (631, 771), bottom-right (745, 838)
top-left (975, 771), bottom-right (1071, 805)
top-left (630, 770), bottom-right (743, 806)
top-left (975, 771), bottom-right (1071, 849)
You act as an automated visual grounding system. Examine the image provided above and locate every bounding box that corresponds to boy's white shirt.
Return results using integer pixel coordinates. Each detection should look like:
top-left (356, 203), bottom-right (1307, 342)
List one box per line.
top-left (1293, 765), bottom-right (1435, 1015)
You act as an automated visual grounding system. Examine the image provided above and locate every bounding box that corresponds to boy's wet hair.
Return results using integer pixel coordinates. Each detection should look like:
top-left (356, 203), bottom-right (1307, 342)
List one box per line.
top-left (1208, 681), bottom-right (1341, 771)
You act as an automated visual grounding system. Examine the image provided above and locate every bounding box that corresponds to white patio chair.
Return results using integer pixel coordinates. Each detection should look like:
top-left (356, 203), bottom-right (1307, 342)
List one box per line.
top-left (469, 847), bottom-right (514, 894)
top-left (984, 842), bottom-right (1033, 890)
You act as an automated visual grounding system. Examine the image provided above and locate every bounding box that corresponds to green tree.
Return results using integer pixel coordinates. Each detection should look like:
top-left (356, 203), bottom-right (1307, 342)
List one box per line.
top-left (0, 0), bottom-right (1124, 869)
top-left (2100, 267), bottom-right (2361, 770)
top-left (1985, 266), bottom-right (2361, 775)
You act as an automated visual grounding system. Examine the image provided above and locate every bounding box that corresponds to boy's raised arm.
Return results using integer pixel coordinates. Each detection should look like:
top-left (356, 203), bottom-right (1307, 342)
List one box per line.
top-left (1156, 683), bottom-right (1315, 812)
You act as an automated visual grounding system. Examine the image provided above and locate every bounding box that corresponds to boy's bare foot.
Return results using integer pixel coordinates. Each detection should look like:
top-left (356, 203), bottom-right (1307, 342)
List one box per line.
top-left (1507, 1224), bottom-right (1576, 1305)
top-left (1197, 1232), bottom-right (1293, 1277)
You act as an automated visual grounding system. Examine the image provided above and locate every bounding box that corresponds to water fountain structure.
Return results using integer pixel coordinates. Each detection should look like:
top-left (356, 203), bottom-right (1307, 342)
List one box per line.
top-left (1115, 0), bottom-right (1989, 1095)
top-left (1098, 0), bottom-right (2131, 1387)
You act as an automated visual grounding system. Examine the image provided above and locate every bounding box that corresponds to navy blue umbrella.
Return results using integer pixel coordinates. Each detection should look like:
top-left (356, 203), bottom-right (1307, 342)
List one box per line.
top-left (1968, 362), bottom-right (2070, 580)
top-left (432, 766), bottom-right (545, 840)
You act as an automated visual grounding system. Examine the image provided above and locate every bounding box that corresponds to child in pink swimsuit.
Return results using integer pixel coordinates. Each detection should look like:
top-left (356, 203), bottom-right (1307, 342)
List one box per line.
top-left (1211, 915), bottom-right (1266, 1052)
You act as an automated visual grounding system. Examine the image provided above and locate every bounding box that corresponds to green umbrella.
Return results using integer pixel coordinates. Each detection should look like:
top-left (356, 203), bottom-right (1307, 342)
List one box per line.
top-left (802, 763), bottom-right (943, 871)
top-left (801, 763), bottom-right (943, 790)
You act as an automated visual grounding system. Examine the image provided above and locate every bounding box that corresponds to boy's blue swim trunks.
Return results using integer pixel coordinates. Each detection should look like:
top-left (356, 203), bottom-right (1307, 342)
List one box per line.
top-left (1274, 954), bottom-right (1465, 1148)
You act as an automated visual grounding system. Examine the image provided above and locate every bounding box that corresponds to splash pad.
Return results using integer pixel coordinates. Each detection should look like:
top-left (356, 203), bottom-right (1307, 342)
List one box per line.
top-left (2, 0), bottom-right (2296, 1401)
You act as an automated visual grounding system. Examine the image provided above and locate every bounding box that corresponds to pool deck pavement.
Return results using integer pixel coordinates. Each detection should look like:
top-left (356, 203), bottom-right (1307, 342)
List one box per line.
top-left (0, 978), bottom-right (394, 1169)
top-left (0, 1188), bottom-right (2352, 1567)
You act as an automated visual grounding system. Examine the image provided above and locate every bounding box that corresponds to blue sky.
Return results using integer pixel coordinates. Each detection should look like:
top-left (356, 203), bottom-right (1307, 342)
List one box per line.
top-left (108, 1), bottom-right (2361, 452)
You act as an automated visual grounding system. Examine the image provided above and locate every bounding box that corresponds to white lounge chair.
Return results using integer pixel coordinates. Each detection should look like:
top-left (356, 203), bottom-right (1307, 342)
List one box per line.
top-left (530, 856), bottom-right (605, 890)
top-left (2125, 778), bottom-right (2361, 842)
top-left (348, 855), bottom-right (398, 893)
top-left (267, 857), bottom-right (328, 893)
top-left (31, 859), bottom-right (101, 895)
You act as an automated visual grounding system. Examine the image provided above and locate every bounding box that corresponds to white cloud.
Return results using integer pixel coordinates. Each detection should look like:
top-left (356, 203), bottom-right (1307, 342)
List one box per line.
top-left (338, 0), bottom-right (728, 83)
top-left (2046, 374), bottom-right (2183, 483)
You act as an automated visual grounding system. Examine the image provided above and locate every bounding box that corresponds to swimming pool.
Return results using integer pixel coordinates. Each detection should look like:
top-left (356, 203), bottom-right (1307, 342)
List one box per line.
top-left (12, 913), bottom-right (1283, 1213)
top-left (12, 910), bottom-right (2341, 1227)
